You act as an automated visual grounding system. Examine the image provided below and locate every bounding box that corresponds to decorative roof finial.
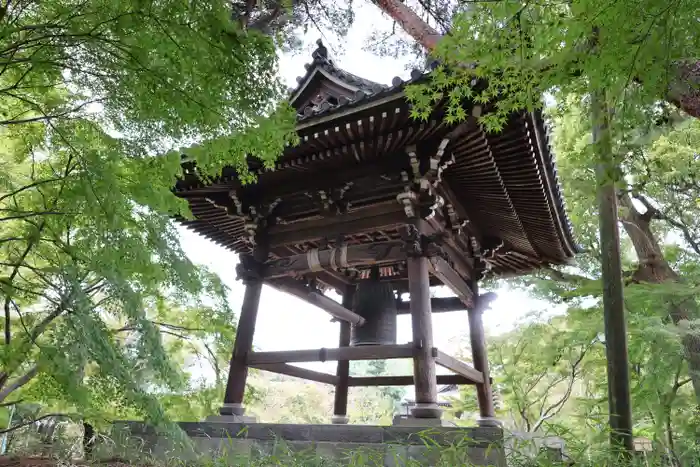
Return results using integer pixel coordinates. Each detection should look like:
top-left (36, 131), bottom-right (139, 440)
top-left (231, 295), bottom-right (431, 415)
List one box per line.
top-left (312, 38), bottom-right (328, 60)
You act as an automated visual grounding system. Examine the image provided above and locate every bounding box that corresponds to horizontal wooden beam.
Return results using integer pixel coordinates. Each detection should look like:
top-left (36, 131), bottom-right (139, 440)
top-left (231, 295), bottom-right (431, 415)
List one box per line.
top-left (247, 344), bottom-right (416, 365)
top-left (238, 153), bottom-right (407, 202)
top-left (249, 363), bottom-right (339, 385)
top-left (396, 297), bottom-right (465, 314)
top-left (268, 202), bottom-right (407, 248)
top-left (427, 256), bottom-right (475, 309)
top-left (264, 240), bottom-right (405, 279)
top-left (435, 350), bottom-right (484, 384)
top-left (268, 279), bottom-right (365, 325)
top-left (348, 374), bottom-right (476, 387)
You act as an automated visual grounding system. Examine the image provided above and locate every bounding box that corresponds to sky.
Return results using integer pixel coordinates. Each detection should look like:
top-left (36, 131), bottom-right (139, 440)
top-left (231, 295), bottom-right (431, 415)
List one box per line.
top-left (175, 3), bottom-right (563, 374)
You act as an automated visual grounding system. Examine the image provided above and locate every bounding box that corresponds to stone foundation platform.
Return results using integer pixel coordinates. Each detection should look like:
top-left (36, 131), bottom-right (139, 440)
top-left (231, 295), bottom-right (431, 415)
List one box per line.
top-left (104, 421), bottom-right (506, 466)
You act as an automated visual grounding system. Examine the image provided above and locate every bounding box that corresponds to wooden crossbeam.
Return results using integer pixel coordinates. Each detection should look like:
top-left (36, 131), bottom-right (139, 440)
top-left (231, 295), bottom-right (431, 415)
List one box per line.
top-left (435, 350), bottom-right (484, 383)
top-left (268, 201), bottom-right (406, 247)
top-left (249, 363), bottom-right (339, 385)
top-left (348, 374), bottom-right (476, 387)
top-left (396, 297), bottom-right (465, 314)
top-left (427, 256), bottom-right (475, 309)
top-left (264, 240), bottom-right (405, 279)
top-left (247, 344), bottom-right (415, 365)
top-left (239, 153), bottom-right (407, 202)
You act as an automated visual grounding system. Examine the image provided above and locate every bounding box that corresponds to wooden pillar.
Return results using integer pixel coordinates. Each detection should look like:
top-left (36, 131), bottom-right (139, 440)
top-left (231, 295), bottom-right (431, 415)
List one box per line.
top-left (469, 281), bottom-right (497, 425)
top-left (221, 243), bottom-right (268, 416)
top-left (332, 286), bottom-right (356, 423)
top-left (406, 225), bottom-right (441, 419)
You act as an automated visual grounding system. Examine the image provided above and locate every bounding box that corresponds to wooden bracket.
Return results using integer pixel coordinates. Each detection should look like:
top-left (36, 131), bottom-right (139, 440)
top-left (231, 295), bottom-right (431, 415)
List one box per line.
top-left (435, 350), bottom-right (484, 384)
top-left (250, 362), bottom-right (339, 385)
top-left (427, 256), bottom-right (475, 309)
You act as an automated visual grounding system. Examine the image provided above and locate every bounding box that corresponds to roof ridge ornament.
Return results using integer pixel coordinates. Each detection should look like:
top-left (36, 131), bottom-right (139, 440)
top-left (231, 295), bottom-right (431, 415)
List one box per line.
top-left (311, 38), bottom-right (329, 61)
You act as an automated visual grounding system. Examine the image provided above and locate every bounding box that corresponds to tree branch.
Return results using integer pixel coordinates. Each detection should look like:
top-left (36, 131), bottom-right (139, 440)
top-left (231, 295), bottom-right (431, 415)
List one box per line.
top-left (0, 413), bottom-right (72, 435)
top-left (0, 365), bottom-right (38, 402)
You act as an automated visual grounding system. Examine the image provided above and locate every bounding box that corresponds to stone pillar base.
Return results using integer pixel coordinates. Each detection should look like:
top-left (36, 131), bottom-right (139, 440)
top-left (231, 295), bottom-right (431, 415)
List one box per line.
top-left (410, 403), bottom-right (443, 419)
top-left (477, 417), bottom-right (502, 428)
top-left (205, 414), bottom-right (258, 424)
top-left (330, 414), bottom-right (349, 425)
top-left (219, 403), bottom-right (245, 416)
top-left (208, 403), bottom-right (257, 423)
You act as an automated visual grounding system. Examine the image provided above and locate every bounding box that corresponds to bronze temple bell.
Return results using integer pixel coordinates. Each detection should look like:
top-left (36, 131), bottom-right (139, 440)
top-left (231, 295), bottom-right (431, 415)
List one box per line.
top-left (350, 267), bottom-right (398, 346)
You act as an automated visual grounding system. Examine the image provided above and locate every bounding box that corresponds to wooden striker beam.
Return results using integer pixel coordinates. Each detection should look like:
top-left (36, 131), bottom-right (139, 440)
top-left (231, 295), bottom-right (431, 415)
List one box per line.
top-left (269, 278), bottom-right (365, 325)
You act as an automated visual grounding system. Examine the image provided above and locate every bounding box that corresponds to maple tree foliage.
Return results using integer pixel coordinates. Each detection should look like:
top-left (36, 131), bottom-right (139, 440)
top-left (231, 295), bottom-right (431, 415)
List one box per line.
top-left (0, 0), bottom-right (296, 431)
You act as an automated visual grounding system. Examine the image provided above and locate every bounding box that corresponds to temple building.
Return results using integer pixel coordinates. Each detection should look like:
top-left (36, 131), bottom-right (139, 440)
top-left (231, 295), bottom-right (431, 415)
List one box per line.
top-left (174, 40), bottom-right (578, 426)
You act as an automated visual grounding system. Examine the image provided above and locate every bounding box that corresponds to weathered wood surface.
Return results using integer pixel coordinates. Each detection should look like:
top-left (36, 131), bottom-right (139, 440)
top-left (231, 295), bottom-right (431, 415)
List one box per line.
top-left (264, 240), bottom-right (405, 279)
top-left (222, 244), bottom-right (267, 413)
top-left (434, 350), bottom-right (484, 383)
top-left (269, 278), bottom-right (365, 325)
top-left (249, 362), bottom-right (339, 385)
top-left (407, 240), bottom-right (440, 417)
top-left (427, 256), bottom-right (474, 309)
top-left (268, 201), bottom-right (407, 247)
top-left (396, 296), bottom-right (465, 314)
top-left (348, 374), bottom-right (476, 386)
top-left (469, 284), bottom-right (496, 418)
top-left (247, 344), bottom-right (415, 365)
top-left (333, 288), bottom-right (355, 417)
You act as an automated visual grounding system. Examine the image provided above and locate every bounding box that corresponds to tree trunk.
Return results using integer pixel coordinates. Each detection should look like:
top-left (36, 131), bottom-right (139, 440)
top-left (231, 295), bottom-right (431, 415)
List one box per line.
top-left (370, 0), bottom-right (700, 119)
top-left (372, 0), bottom-right (441, 50)
top-left (618, 194), bottom-right (700, 405)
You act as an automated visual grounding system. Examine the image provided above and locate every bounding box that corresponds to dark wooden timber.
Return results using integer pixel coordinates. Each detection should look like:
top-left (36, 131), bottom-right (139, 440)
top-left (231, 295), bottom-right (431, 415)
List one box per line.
top-left (396, 296), bottom-right (465, 314)
top-left (269, 278), bottom-right (364, 325)
top-left (592, 81), bottom-right (633, 454)
top-left (469, 283), bottom-right (496, 419)
top-left (427, 256), bottom-right (475, 309)
top-left (333, 288), bottom-right (355, 418)
top-left (268, 202), bottom-right (407, 247)
top-left (249, 363), bottom-right (339, 385)
top-left (247, 344), bottom-right (415, 365)
top-left (348, 374), bottom-right (477, 386)
top-left (264, 240), bottom-right (405, 279)
top-left (407, 225), bottom-right (440, 418)
top-left (221, 242), bottom-right (268, 415)
top-left (434, 350), bottom-right (484, 383)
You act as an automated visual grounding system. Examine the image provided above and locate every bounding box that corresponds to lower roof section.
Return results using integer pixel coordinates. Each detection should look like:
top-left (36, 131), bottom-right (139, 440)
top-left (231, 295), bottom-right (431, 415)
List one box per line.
top-left (175, 104), bottom-right (577, 279)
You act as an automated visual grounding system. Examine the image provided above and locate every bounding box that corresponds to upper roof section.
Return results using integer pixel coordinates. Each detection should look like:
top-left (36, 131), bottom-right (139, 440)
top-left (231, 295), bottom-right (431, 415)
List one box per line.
top-left (289, 39), bottom-right (390, 120)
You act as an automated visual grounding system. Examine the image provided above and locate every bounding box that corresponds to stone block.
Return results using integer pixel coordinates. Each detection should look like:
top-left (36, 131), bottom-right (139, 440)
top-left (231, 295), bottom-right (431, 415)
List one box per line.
top-left (205, 414), bottom-right (257, 424)
top-left (393, 416), bottom-right (458, 428)
top-left (107, 421), bottom-right (506, 466)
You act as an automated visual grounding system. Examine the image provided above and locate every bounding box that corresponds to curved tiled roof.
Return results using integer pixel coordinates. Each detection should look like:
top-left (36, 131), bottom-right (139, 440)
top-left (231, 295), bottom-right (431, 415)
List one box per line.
top-left (175, 39), bottom-right (580, 279)
top-left (290, 39), bottom-right (434, 122)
